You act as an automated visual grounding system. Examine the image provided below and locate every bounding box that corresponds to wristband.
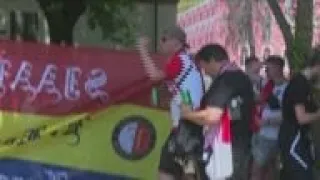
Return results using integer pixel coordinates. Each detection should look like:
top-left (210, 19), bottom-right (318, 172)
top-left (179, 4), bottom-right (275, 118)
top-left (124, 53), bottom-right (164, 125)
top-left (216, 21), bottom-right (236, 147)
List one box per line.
top-left (151, 87), bottom-right (159, 106)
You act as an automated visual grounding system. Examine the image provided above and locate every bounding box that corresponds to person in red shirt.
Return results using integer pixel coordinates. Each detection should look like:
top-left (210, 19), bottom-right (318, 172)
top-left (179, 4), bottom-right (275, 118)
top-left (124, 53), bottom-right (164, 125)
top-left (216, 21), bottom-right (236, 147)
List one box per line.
top-left (137, 26), bottom-right (204, 180)
top-left (244, 56), bottom-right (264, 133)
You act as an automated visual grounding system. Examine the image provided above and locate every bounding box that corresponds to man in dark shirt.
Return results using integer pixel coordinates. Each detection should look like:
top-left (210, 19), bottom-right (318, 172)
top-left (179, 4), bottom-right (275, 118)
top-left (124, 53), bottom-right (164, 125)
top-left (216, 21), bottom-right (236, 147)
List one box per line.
top-left (280, 50), bottom-right (320, 180)
top-left (182, 44), bottom-right (254, 180)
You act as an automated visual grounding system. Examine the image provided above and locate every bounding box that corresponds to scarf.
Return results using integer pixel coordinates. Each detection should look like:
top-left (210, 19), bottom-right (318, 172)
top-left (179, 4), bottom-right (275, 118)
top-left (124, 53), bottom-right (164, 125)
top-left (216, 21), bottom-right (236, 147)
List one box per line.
top-left (261, 80), bottom-right (274, 105)
top-left (204, 61), bottom-right (239, 149)
top-left (250, 79), bottom-right (274, 133)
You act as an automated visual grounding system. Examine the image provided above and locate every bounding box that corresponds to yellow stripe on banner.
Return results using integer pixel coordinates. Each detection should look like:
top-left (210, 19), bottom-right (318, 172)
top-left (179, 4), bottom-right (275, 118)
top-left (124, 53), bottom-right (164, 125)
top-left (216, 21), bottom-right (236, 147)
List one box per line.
top-left (0, 111), bottom-right (88, 153)
top-left (0, 104), bottom-right (171, 180)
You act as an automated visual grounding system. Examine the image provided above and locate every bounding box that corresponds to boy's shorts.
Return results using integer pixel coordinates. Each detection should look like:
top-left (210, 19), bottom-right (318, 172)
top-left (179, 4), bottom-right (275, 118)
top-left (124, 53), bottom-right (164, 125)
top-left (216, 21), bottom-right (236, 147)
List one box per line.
top-left (251, 134), bottom-right (278, 166)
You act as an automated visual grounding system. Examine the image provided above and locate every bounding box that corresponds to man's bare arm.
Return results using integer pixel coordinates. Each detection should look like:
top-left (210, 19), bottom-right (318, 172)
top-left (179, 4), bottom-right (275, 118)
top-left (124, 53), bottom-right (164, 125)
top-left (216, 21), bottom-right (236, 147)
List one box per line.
top-left (136, 37), bottom-right (164, 81)
top-left (181, 104), bottom-right (223, 125)
top-left (295, 104), bottom-right (320, 124)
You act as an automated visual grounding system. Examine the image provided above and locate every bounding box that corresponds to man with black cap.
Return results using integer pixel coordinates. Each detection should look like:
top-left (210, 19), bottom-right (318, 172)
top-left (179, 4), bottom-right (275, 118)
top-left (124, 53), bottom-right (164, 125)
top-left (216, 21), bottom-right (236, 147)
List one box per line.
top-left (137, 26), bottom-right (204, 180)
top-left (279, 49), bottom-right (320, 180)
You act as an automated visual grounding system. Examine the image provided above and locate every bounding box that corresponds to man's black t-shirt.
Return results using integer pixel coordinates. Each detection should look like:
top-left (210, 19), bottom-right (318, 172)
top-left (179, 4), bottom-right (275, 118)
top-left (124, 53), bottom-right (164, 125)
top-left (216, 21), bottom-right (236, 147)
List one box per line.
top-left (280, 74), bottom-right (317, 144)
top-left (279, 73), bottom-right (317, 171)
top-left (202, 70), bottom-right (254, 141)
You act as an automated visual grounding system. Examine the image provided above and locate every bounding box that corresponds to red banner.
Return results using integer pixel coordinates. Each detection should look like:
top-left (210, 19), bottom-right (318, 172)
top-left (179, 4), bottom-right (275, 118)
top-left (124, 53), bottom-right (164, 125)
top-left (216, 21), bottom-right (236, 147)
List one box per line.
top-left (0, 40), bottom-right (164, 115)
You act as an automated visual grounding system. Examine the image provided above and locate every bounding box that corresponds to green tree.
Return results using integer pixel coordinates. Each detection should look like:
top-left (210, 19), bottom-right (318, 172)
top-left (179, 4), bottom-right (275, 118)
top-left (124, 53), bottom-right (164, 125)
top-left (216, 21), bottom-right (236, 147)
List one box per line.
top-left (267, 0), bottom-right (320, 172)
top-left (226, 0), bottom-right (313, 71)
top-left (266, 0), bottom-right (313, 72)
top-left (36, 0), bottom-right (136, 46)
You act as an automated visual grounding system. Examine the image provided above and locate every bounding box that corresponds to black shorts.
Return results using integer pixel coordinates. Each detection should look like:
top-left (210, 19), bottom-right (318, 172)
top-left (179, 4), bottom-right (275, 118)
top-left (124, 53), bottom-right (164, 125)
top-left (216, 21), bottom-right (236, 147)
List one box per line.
top-left (279, 132), bottom-right (314, 180)
top-left (159, 133), bottom-right (251, 179)
top-left (280, 154), bottom-right (314, 180)
top-left (158, 133), bottom-right (183, 178)
top-left (227, 138), bottom-right (251, 180)
top-left (280, 149), bottom-right (314, 180)
top-left (158, 133), bottom-right (207, 179)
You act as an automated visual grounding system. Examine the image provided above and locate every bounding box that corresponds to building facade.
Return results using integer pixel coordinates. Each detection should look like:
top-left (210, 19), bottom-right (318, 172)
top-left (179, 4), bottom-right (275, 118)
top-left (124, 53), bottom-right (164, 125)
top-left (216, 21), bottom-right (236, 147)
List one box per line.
top-left (177, 0), bottom-right (320, 67)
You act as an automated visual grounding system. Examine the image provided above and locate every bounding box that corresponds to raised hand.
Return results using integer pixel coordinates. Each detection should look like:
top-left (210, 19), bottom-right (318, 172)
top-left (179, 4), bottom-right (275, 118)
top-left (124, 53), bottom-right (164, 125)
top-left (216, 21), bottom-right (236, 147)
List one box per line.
top-left (136, 36), bottom-right (164, 81)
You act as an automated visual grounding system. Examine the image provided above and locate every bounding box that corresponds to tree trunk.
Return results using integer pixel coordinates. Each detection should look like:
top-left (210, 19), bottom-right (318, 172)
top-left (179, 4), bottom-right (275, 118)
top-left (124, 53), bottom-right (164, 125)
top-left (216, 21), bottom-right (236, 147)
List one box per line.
top-left (246, 0), bottom-right (255, 56)
top-left (45, 15), bottom-right (75, 45)
top-left (267, 0), bottom-right (320, 169)
top-left (266, 0), bottom-right (294, 69)
top-left (293, 0), bottom-right (313, 66)
top-left (266, 0), bottom-right (313, 72)
top-left (37, 0), bottom-right (86, 45)
top-left (266, 0), bottom-right (294, 48)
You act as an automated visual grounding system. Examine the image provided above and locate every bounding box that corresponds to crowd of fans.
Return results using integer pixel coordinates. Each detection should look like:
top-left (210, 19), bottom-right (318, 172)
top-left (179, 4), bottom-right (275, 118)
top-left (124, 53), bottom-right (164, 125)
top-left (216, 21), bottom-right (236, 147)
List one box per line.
top-left (137, 25), bottom-right (319, 180)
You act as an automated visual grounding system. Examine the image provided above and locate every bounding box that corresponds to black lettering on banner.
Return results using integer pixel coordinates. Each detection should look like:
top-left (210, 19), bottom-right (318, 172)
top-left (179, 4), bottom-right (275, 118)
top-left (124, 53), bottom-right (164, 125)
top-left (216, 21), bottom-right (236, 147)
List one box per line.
top-left (26, 125), bottom-right (46, 141)
top-left (16, 125), bottom-right (47, 146)
top-left (1, 137), bottom-right (25, 147)
top-left (50, 130), bottom-right (59, 137)
top-left (0, 117), bottom-right (86, 148)
top-left (16, 138), bottom-right (26, 146)
top-left (27, 128), bottom-right (41, 141)
top-left (3, 137), bottom-right (16, 146)
top-left (63, 120), bottom-right (83, 146)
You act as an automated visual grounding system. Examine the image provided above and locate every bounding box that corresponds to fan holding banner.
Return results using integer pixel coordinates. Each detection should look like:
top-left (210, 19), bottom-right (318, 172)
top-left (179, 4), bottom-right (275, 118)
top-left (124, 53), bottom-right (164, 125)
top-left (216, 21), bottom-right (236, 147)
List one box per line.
top-left (136, 26), bottom-right (204, 180)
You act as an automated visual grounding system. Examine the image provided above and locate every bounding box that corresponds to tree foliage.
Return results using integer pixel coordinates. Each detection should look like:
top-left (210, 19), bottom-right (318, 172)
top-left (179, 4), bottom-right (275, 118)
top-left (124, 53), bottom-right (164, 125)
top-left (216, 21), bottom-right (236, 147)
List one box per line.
top-left (36, 0), bottom-right (137, 46)
top-left (266, 0), bottom-right (313, 72)
top-left (226, 0), bottom-right (314, 72)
